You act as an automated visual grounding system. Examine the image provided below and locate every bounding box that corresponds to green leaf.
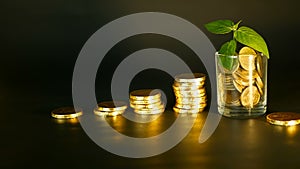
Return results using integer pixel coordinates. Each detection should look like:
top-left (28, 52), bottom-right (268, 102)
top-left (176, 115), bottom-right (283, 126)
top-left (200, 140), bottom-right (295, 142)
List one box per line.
top-left (218, 40), bottom-right (237, 70)
top-left (232, 20), bottom-right (242, 31)
top-left (204, 20), bottom-right (234, 34)
top-left (234, 26), bottom-right (269, 58)
top-left (219, 39), bottom-right (237, 56)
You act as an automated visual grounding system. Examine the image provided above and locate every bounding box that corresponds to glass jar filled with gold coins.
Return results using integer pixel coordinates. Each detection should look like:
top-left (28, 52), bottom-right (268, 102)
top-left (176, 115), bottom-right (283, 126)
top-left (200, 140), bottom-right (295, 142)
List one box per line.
top-left (215, 47), bottom-right (267, 118)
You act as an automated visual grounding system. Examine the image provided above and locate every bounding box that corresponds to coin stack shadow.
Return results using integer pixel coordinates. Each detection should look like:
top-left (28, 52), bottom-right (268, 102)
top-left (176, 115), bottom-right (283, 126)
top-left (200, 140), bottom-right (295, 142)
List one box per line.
top-left (172, 73), bottom-right (207, 114)
top-left (130, 89), bottom-right (165, 114)
top-left (94, 101), bottom-right (128, 116)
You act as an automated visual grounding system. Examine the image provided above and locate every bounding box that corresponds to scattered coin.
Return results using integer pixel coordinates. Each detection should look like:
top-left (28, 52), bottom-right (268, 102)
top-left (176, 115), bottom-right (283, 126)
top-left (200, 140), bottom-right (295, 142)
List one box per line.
top-left (267, 112), bottom-right (300, 126)
top-left (51, 107), bottom-right (82, 119)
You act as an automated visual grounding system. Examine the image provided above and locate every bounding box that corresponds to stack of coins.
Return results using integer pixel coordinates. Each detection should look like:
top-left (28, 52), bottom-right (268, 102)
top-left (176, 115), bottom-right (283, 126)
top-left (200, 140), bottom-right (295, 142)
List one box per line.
top-left (218, 46), bottom-right (265, 109)
top-left (172, 73), bottom-right (207, 114)
top-left (130, 89), bottom-right (165, 114)
top-left (94, 101), bottom-right (127, 116)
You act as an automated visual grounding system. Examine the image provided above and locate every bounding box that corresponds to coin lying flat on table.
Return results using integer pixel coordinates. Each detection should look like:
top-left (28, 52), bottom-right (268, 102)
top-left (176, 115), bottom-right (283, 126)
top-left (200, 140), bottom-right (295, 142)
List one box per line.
top-left (97, 101), bottom-right (128, 111)
top-left (130, 89), bottom-right (161, 101)
top-left (51, 107), bottom-right (82, 119)
top-left (266, 112), bottom-right (300, 126)
top-left (175, 73), bottom-right (206, 83)
top-left (95, 101), bottom-right (127, 117)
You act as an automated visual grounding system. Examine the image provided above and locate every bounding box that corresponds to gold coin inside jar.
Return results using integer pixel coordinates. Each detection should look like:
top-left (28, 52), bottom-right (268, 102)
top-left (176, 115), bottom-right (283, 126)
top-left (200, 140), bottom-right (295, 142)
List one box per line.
top-left (240, 85), bottom-right (260, 108)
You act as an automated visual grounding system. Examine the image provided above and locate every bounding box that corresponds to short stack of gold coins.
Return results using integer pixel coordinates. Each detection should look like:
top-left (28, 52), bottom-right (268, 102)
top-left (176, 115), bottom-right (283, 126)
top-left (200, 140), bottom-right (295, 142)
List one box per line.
top-left (94, 101), bottom-right (128, 116)
top-left (130, 89), bottom-right (165, 114)
top-left (173, 73), bottom-right (207, 114)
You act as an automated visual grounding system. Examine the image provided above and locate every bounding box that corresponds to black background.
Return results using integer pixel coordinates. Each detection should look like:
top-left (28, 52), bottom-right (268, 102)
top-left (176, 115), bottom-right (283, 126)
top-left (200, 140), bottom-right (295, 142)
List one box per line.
top-left (1, 0), bottom-right (300, 168)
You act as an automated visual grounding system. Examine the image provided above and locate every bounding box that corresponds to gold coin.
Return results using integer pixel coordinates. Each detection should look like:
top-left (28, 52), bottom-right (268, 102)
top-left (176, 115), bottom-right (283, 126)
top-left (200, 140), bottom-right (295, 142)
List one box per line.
top-left (266, 112), bottom-right (300, 126)
top-left (97, 101), bottom-right (128, 111)
top-left (233, 78), bottom-right (251, 87)
top-left (223, 90), bottom-right (240, 105)
top-left (175, 73), bottom-right (206, 83)
top-left (240, 86), bottom-right (260, 108)
top-left (130, 102), bottom-right (164, 109)
top-left (174, 88), bottom-right (206, 95)
top-left (239, 47), bottom-right (257, 71)
top-left (175, 100), bottom-right (207, 106)
top-left (239, 46), bottom-right (257, 55)
top-left (173, 106), bottom-right (204, 114)
top-left (233, 68), bottom-right (258, 80)
top-left (175, 92), bottom-right (206, 98)
top-left (130, 89), bottom-right (161, 100)
top-left (233, 80), bottom-right (245, 93)
top-left (173, 81), bottom-right (205, 88)
top-left (255, 76), bottom-right (264, 96)
top-left (175, 103), bottom-right (206, 109)
top-left (256, 54), bottom-right (264, 77)
top-left (176, 96), bottom-right (207, 104)
top-left (130, 99), bottom-right (161, 105)
top-left (255, 76), bottom-right (264, 89)
top-left (94, 109), bottom-right (124, 117)
top-left (51, 107), bottom-right (83, 119)
top-left (256, 84), bottom-right (263, 96)
top-left (134, 108), bottom-right (164, 115)
top-left (172, 84), bottom-right (204, 91)
top-left (218, 73), bottom-right (236, 90)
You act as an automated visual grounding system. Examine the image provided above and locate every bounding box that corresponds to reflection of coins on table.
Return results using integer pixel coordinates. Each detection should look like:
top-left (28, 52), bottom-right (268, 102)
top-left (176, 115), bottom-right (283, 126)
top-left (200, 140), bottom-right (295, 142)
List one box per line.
top-left (267, 112), bottom-right (300, 126)
top-left (51, 107), bottom-right (82, 119)
top-left (94, 101), bottom-right (127, 117)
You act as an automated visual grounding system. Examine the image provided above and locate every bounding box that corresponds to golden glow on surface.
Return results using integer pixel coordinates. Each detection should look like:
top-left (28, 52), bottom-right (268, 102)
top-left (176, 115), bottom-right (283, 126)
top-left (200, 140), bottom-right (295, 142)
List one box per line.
top-left (54, 118), bottom-right (79, 124)
top-left (286, 126), bottom-right (298, 137)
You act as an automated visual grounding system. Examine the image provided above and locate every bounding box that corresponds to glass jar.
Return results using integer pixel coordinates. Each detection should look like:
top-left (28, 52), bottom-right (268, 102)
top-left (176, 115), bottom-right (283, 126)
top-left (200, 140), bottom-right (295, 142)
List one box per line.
top-left (215, 52), bottom-right (267, 118)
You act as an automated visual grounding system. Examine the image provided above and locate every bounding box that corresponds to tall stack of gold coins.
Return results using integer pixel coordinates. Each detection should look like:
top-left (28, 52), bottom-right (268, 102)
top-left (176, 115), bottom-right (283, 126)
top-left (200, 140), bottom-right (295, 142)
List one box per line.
top-left (172, 73), bottom-right (207, 114)
top-left (130, 89), bottom-right (165, 114)
top-left (94, 101), bottom-right (127, 116)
